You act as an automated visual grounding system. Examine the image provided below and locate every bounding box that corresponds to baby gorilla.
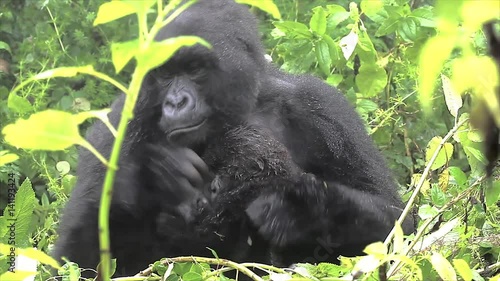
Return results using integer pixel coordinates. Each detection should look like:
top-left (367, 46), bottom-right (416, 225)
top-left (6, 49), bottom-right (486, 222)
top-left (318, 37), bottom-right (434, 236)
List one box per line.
top-left (157, 124), bottom-right (323, 265)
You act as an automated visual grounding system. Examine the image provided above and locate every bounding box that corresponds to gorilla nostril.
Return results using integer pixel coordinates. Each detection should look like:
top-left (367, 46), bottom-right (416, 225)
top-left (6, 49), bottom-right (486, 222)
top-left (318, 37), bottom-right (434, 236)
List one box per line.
top-left (178, 96), bottom-right (188, 109)
top-left (164, 92), bottom-right (193, 112)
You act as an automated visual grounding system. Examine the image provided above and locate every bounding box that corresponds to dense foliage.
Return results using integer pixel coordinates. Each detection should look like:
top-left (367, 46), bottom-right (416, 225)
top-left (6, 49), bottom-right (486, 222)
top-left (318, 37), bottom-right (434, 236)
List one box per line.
top-left (0, 0), bottom-right (498, 280)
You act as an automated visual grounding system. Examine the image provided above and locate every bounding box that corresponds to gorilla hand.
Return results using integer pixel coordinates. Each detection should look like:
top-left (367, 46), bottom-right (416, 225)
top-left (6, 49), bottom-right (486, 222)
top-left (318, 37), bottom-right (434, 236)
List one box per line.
top-left (145, 144), bottom-right (213, 209)
top-left (245, 173), bottom-right (327, 247)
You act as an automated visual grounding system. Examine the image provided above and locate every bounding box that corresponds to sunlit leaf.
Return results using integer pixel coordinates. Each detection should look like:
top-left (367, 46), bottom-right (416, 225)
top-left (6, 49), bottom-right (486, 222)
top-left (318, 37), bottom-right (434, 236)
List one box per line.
top-left (235, 0), bottom-right (281, 19)
top-left (425, 136), bottom-right (454, 170)
top-left (412, 173), bottom-right (431, 195)
top-left (310, 7), bottom-right (327, 35)
top-left (2, 110), bottom-right (83, 151)
top-left (430, 252), bottom-right (457, 281)
top-left (137, 36), bottom-right (210, 73)
top-left (360, 0), bottom-right (383, 17)
top-left (111, 40), bottom-right (139, 73)
top-left (93, 1), bottom-right (137, 26)
top-left (363, 242), bottom-right (387, 256)
top-left (453, 259), bottom-right (473, 281)
top-left (438, 168), bottom-right (449, 191)
top-left (0, 151), bottom-right (19, 166)
top-left (418, 35), bottom-right (456, 112)
top-left (461, 0), bottom-right (500, 30)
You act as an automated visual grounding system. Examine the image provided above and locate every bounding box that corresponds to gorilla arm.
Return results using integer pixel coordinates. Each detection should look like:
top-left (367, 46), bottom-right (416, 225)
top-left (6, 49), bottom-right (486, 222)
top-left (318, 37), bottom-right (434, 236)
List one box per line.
top-left (247, 72), bottom-right (414, 263)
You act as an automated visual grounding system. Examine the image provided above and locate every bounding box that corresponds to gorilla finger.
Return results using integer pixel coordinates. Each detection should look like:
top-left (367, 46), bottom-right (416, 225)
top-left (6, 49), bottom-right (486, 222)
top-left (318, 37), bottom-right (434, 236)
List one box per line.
top-left (174, 177), bottom-right (199, 202)
top-left (178, 161), bottom-right (205, 188)
top-left (183, 148), bottom-right (213, 182)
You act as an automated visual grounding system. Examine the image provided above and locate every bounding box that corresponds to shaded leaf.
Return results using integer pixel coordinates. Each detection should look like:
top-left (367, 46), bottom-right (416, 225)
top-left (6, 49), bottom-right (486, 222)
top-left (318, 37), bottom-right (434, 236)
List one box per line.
top-left (356, 63), bottom-right (387, 97)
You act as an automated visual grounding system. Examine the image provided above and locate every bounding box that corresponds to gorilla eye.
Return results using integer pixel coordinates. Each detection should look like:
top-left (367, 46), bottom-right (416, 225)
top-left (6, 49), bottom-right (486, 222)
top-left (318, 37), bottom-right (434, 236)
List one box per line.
top-left (186, 61), bottom-right (207, 76)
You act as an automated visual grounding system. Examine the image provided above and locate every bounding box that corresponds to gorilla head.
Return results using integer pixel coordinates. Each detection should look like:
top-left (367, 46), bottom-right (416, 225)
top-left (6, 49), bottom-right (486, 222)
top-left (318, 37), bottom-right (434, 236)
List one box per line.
top-left (144, 0), bottom-right (267, 148)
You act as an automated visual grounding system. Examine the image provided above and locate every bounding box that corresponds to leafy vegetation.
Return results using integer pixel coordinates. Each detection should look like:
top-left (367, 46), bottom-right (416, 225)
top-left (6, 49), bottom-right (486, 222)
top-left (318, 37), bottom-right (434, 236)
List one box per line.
top-left (0, 0), bottom-right (499, 280)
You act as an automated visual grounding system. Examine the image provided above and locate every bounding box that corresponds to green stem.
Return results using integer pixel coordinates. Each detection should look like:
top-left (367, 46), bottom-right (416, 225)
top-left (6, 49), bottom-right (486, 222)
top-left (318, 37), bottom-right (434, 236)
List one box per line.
top-left (97, 65), bottom-right (146, 281)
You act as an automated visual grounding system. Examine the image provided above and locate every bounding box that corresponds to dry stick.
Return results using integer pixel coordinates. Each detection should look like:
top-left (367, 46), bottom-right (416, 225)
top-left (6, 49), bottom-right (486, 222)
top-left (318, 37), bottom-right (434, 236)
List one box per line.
top-left (383, 117), bottom-right (469, 246)
top-left (136, 256), bottom-right (267, 281)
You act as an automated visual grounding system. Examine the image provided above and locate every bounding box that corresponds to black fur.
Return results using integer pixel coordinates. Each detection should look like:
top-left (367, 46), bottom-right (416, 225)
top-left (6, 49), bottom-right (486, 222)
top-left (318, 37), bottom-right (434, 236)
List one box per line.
top-left (54, 0), bottom-right (413, 277)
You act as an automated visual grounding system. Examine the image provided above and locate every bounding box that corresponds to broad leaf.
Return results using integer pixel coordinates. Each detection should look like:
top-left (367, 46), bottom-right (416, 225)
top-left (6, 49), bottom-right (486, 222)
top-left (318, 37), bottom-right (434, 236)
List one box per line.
top-left (2, 110), bottom-right (83, 151)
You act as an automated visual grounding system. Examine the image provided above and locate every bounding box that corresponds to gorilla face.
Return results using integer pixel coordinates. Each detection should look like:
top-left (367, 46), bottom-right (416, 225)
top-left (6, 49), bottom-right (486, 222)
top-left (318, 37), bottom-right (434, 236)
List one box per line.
top-left (147, 0), bottom-right (266, 148)
top-left (154, 48), bottom-right (217, 146)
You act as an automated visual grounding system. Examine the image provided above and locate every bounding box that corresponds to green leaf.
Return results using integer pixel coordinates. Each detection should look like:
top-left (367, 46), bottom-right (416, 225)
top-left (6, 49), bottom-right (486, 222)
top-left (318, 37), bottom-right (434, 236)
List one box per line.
top-left (412, 7), bottom-right (436, 28)
top-left (326, 74), bottom-right (343, 87)
top-left (485, 180), bottom-right (500, 207)
top-left (274, 21), bottom-right (312, 39)
top-left (235, 0), bottom-right (281, 19)
top-left (315, 40), bottom-right (331, 76)
top-left (418, 204), bottom-right (439, 220)
top-left (363, 242), bottom-right (387, 255)
top-left (14, 179), bottom-right (37, 248)
top-left (0, 151), bottom-right (19, 166)
top-left (111, 40), bottom-right (139, 73)
top-left (34, 65), bottom-right (94, 80)
top-left (425, 137), bottom-right (454, 170)
top-left (441, 74), bottom-right (462, 118)
top-left (430, 252), bottom-right (457, 281)
top-left (137, 36), bottom-right (210, 73)
top-left (7, 93), bottom-right (33, 114)
top-left (310, 7), bottom-right (327, 35)
top-left (461, 0), bottom-right (500, 30)
top-left (360, 0), bottom-right (383, 17)
top-left (0, 41), bottom-right (12, 54)
top-left (124, 0), bottom-right (155, 16)
top-left (356, 99), bottom-right (379, 113)
top-left (376, 15), bottom-right (401, 37)
top-left (447, 166), bottom-right (467, 187)
top-left (321, 34), bottom-right (342, 63)
top-left (356, 30), bottom-right (377, 63)
top-left (398, 17), bottom-right (418, 42)
top-left (430, 186), bottom-right (446, 207)
top-left (58, 262), bottom-right (81, 280)
top-left (93, 1), bottom-right (137, 26)
top-left (2, 110), bottom-right (84, 151)
top-left (418, 35), bottom-right (456, 112)
top-left (326, 5), bottom-right (349, 29)
top-left (355, 63), bottom-right (388, 97)
top-left (453, 259), bottom-right (473, 281)
top-left (182, 271), bottom-right (203, 281)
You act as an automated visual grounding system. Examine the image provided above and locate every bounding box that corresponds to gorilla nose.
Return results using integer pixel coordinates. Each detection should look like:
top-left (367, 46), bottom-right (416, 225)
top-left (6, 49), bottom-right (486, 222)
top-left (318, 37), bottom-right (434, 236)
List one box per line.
top-left (163, 91), bottom-right (194, 115)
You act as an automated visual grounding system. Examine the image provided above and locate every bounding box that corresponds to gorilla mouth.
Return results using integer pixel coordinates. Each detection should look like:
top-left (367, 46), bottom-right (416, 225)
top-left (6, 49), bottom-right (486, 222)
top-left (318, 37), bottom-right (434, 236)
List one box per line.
top-left (167, 119), bottom-right (207, 138)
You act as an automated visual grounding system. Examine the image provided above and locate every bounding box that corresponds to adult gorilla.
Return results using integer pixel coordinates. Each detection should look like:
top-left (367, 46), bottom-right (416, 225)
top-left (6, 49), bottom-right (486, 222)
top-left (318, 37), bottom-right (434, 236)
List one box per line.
top-left (54, 0), bottom-right (413, 277)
